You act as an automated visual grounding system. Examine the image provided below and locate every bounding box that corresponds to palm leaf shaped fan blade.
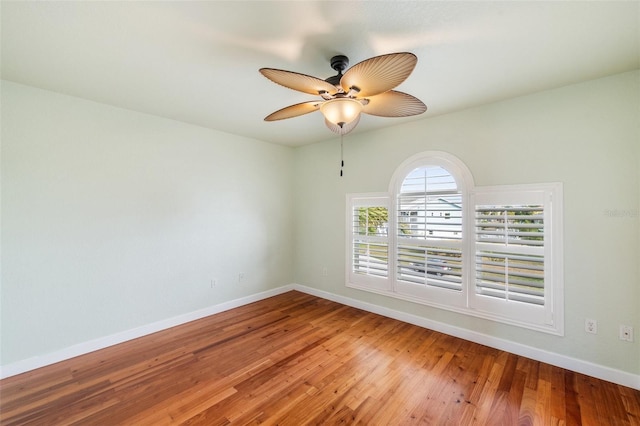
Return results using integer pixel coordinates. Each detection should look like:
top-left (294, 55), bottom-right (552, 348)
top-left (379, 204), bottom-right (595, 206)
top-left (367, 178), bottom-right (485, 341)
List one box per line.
top-left (264, 101), bottom-right (322, 121)
top-left (362, 90), bottom-right (427, 117)
top-left (339, 52), bottom-right (418, 97)
top-left (259, 68), bottom-right (338, 96)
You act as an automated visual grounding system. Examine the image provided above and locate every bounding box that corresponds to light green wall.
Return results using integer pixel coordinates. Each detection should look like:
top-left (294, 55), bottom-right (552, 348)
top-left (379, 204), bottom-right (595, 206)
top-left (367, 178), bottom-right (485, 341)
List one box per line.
top-left (293, 71), bottom-right (640, 374)
top-left (0, 81), bottom-right (294, 365)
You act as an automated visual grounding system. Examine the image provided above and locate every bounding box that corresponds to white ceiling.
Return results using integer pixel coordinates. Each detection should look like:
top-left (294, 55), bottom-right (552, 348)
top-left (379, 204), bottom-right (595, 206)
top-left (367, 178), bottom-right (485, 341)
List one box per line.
top-left (2, 1), bottom-right (639, 147)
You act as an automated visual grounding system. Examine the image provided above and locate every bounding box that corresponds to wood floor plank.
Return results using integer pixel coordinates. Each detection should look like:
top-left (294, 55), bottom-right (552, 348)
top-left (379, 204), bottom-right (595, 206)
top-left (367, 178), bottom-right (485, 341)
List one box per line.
top-left (517, 386), bottom-right (538, 426)
top-left (564, 371), bottom-right (582, 426)
top-left (575, 373), bottom-right (602, 426)
top-left (1, 291), bottom-right (639, 425)
top-left (428, 341), bottom-right (487, 424)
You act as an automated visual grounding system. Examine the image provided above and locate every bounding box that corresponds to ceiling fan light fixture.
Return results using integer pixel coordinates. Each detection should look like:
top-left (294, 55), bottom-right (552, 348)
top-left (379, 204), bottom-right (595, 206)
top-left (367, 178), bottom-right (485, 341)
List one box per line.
top-left (320, 98), bottom-right (363, 127)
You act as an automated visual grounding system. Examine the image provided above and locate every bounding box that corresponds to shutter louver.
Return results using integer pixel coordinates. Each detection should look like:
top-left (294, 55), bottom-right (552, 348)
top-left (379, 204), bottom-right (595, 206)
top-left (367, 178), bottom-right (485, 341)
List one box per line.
top-left (475, 205), bottom-right (545, 305)
top-left (397, 245), bottom-right (462, 290)
top-left (353, 206), bottom-right (389, 278)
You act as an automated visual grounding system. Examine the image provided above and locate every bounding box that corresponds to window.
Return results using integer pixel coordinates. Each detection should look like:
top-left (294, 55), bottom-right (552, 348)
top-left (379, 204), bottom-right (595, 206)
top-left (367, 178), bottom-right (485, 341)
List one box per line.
top-left (470, 184), bottom-right (563, 331)
top-left (395, 165), bottom-right (465, 305)
top-left (396, 166), bottom-right (462, 288)
top-left (347, 194), bottom-right (390, 292)
top-left (346, 151), bottom-right (564, 335)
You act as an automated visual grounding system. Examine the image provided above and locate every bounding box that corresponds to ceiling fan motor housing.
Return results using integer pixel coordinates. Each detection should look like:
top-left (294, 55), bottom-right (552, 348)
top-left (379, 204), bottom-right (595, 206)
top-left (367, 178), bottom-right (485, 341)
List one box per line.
top-left (326, 55), bottom-right (349, 86)
top-left (330, 55), bottom-right (349, 72)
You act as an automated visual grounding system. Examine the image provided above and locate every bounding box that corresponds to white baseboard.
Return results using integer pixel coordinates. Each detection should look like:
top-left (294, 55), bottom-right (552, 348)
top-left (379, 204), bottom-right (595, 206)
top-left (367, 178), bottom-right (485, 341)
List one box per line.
top-left (290, 284), bottom-right (640, 391)
top-left (2, 283), bottom-right (638, 391)
top-left (0, 285), bottom-right (295, 379)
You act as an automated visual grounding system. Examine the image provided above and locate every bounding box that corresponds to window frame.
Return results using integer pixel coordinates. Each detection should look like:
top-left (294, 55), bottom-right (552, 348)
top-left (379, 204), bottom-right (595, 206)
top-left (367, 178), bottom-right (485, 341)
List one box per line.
top-left (469, 183), bottom-right (564, 334)
top-left (389, 152), bottom-right (474, 309)
top-left (345, 151), bottom-right (564, 336)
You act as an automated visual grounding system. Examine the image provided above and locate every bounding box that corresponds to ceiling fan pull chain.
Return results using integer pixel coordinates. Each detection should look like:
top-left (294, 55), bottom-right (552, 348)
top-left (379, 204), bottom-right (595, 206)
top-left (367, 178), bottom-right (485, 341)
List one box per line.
top-left (340, 133), bottom-right (344, 177)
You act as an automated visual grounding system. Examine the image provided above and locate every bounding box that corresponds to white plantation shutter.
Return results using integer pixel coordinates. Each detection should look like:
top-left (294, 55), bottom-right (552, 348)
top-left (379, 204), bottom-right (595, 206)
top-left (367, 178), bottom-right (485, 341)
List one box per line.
top-left (347, 194), bottom-right (390, 291)
top-left (470, 184), bottom-right (563, 333)
top-left (396, 166), bottom-right (464, 293)
top-left (353, 206), bottom-right (389, 278)
top-left (475, 205), bottom-right (545, 305)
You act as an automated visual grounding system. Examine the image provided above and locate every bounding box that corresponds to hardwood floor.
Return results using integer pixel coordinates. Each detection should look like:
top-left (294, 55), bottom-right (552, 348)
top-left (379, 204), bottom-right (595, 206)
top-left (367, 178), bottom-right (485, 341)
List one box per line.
top-left (1, 291), bottom-right (639, 425)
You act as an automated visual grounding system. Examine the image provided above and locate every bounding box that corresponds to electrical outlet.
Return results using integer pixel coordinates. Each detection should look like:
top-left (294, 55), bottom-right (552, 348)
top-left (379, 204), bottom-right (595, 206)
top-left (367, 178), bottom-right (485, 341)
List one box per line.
top-left (238, 272), bottom-right (246, 282)
top-left (585, 319), bottom-right (597, 334)
top-left (619, 325), bottom-right (634, 342)
top-left (321, 267), bottom-right (328, 277)
top-left (211, 279), bottom-right (217, 288)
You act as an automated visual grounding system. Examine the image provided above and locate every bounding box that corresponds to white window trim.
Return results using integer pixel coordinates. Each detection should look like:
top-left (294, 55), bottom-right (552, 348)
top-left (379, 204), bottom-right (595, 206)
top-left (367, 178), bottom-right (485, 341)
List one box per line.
top-left (346, 151), bottom-right (564, 336)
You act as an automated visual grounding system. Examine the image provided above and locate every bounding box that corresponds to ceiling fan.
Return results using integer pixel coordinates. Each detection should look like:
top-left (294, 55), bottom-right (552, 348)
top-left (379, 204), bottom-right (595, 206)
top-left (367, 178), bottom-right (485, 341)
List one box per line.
top-left (259, 52), bottom-right (427, 135)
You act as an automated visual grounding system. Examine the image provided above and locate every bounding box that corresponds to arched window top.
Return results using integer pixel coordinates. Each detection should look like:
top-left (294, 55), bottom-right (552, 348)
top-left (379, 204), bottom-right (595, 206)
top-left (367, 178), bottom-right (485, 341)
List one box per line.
top-left (389, 151), bottom-right (475, 195)
top-left (401, 165), bottom-right (458, 194)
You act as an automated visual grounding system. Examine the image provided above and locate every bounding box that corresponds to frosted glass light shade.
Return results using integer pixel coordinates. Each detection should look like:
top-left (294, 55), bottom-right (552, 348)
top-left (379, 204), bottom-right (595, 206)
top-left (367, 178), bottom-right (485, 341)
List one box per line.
top-left (320, 98), bottom-right (363, 127)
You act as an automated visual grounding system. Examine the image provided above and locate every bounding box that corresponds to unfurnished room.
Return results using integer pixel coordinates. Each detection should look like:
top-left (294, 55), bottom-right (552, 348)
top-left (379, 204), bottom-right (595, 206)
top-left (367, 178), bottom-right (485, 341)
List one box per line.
top-left (1, 1), bottom-right (639, 424)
